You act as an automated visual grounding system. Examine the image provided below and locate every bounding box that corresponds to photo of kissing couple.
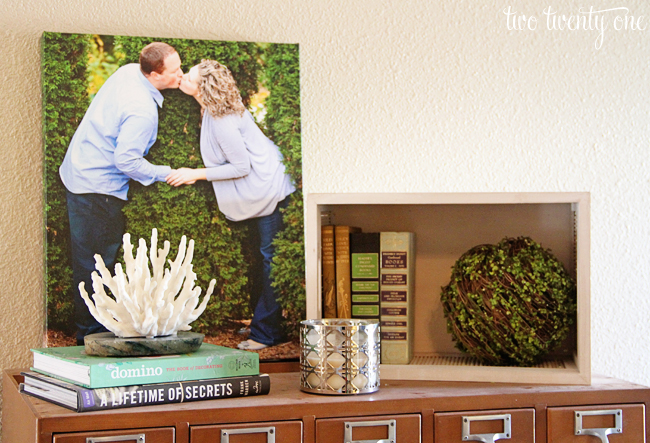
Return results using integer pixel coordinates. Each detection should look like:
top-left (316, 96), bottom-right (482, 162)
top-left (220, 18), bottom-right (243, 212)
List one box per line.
top-left (44, 33), bottom-right (304, 362)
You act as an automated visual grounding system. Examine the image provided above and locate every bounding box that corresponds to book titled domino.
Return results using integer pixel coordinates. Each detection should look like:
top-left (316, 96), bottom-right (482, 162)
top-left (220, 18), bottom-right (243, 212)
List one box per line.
top-left (31, 343), bottom-right (259, 388)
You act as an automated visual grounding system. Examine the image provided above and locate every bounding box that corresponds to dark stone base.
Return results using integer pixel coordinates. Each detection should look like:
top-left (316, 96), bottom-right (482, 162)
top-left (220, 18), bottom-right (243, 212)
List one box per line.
top-left (84, 332), bottom-right (204, 357)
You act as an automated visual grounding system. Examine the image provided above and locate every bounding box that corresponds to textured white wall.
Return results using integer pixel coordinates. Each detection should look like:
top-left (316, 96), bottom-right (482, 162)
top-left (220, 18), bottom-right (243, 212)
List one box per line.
top-left (1, 0), bottom-right (649, 434)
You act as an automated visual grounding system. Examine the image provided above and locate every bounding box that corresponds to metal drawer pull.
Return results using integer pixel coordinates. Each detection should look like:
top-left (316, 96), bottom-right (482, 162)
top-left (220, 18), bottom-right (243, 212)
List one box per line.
top-left (574, 409), bottom-right (623, 443)
top-left (86, 435), bottom-right (145, 443)
top-left (221, 426), bottom-right (275, 443)
top-left (461, 414), bottom-right (512, 443)
top-left (344, 419), bottom-right (396, 443)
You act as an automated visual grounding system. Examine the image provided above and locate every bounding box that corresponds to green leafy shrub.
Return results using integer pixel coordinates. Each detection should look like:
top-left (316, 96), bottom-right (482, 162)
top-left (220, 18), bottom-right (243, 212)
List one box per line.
top-left (440, 236), bottom-right (576, 366)
top-left (87, 35), bottom-right (124, 99)
top-left (263, 43), bottom-right (305, 338)
top-left (43, 32), bottom-right (91, 333)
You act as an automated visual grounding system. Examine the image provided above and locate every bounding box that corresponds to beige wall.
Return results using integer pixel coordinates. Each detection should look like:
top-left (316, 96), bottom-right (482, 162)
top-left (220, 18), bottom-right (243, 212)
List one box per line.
top-left (1, 0), bottom-right (650, 438)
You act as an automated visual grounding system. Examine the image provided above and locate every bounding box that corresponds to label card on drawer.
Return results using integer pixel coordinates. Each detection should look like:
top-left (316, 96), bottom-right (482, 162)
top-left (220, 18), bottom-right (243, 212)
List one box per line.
top-left (345, 419), bottom-right (395, 443)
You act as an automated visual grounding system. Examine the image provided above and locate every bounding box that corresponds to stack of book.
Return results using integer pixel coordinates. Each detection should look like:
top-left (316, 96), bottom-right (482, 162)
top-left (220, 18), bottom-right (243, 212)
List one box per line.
top-left (20, 343), bottom-right (270, 412)
top-left (321, 225), bottom-right (415, 365)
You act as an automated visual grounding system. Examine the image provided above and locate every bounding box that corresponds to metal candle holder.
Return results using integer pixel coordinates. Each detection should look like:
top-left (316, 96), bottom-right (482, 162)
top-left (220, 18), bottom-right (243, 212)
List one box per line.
top-left (300, 319), bottom-right (380, 395)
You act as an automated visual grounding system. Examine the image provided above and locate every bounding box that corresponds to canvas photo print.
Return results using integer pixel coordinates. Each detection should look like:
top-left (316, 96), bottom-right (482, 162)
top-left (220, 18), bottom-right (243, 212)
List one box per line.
top-left (43, 32), bottom-right (304, 361)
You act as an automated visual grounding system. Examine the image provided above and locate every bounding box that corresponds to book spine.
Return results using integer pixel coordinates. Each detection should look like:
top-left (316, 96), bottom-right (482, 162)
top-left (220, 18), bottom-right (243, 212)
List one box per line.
top-left (380, 232), bottom-right (415, 365)
top-left (23, 374), bottom-right (271, 412)
top-left (87, 351), bottom-right (259, 388)
top-left (82, 374), bottom-right (270, 411)
top-left (321, 225), bottom-right (337, 318)
top-left (350, 232), bottom-right (380, 322)
top-left (334, 226), bottom-right (360, 318)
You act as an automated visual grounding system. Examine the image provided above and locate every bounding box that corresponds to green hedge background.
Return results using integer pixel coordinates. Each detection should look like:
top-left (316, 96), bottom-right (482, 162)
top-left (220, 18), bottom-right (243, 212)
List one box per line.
top-left (43, 33), bottom-right (304, 338)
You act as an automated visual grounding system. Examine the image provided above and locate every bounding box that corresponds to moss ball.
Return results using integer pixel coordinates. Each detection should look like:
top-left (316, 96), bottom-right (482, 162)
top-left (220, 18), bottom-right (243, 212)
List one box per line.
top-left (440, 237), bottom-right (576, 366)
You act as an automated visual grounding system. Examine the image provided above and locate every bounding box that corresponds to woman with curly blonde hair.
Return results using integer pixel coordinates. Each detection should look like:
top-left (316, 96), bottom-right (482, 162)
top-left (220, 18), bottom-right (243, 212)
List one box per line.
top-left (168, 60), bottom-right (295, 350)
top-left (192, 59), bottom-right (246, 118)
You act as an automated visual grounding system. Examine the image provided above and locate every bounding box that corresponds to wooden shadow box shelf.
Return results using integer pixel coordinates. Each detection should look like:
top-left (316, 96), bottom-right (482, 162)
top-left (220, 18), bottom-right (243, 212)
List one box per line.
top-left (4, 369), bottom-right (649, 442)
top-left (305, 192), bottom-right (590, 384)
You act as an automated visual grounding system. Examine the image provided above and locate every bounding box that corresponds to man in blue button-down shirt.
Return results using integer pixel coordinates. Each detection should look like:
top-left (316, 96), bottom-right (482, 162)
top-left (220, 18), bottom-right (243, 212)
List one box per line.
top-left (59, 42), bottom-right (183, 344)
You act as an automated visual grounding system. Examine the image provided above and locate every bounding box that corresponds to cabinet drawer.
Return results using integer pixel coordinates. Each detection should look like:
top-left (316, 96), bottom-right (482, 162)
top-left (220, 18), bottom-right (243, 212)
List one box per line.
top-left (434, 408), bottom-right (535, 442)
top-left (191, 420), bottom-right (303, 443)
top-left (547, 403), bottom-right (645, 442)
top-left (316, 414), bottom-right (420, 443)
top-left (53, 427), bottom-right (174, 443)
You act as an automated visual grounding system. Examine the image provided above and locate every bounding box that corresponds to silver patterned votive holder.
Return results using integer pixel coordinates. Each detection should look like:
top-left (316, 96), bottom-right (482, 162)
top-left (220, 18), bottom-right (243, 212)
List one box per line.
top-left (300, 319), bottom-right (380, 395)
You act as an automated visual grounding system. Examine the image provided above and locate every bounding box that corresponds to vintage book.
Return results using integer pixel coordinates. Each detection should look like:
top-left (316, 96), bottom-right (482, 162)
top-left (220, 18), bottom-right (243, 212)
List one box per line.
top-left (19, 370), bottom-right (270, 412)
top-left (31, 343), bottom-right (259, 389)
top-left (321, 224), bottom-right (337, 318)
top-left (334, 225), bottom-right (361, 318)
top-left (350, 232), bottom-right (380, 322)
top-left (380, 232), bottom-right (415, 364)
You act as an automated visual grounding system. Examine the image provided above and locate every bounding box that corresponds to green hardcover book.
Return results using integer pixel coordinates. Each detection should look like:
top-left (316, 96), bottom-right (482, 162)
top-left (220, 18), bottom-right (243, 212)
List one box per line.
top-left (30, 343), bottom-right (259, 389)
top-left (350, 232), bottom-right (380, 322)
top-left (380, 232), bottom-right (415, 365)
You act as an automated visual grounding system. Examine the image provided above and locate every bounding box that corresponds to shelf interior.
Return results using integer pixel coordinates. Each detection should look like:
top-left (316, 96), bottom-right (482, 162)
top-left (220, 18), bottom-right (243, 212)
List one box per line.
top-left (319, 203), bottom-right (577, 358)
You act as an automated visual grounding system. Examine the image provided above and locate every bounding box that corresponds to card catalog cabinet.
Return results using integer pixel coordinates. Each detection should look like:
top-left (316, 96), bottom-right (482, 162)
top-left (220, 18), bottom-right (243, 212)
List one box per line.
top-left (4, 370), bottom-right (649, 443)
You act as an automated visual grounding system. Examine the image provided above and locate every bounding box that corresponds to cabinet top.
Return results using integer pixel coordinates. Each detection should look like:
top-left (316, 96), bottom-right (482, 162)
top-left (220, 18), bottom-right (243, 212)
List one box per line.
top-left (5, 369), bottom-right (649, 428)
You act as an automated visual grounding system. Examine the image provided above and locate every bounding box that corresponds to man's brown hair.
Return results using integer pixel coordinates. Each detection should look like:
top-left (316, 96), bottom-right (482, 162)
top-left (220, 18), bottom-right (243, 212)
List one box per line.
top-left (139, 42), bottom-right (177, 75)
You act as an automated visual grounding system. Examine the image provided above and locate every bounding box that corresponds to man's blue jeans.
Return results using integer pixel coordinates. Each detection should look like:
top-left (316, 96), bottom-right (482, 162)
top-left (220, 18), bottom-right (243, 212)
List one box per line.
top-left (66, 191), bottom-right (125, 344)
top-left (248, 197), bottom-right (290, 346)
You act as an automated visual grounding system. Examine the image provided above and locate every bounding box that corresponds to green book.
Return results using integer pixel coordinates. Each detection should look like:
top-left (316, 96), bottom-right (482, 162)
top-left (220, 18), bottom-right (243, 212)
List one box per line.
top-left (31, 343), bottom-right (259, 389)
top-left (350, 232), bottom-right (380, 322)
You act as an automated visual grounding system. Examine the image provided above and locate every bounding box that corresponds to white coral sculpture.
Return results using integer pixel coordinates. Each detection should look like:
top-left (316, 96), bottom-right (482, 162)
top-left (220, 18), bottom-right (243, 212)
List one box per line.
top-left (79, 228), bottom-right (216, 338)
